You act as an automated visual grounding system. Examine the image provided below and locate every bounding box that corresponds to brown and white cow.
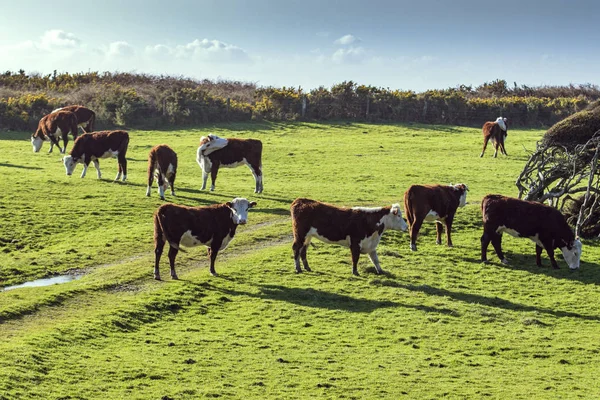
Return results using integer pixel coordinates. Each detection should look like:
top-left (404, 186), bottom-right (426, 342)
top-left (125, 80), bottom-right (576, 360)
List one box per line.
top-left (52, 105), bottom-right (96, 133)
top-left (63, 130), bottom-right (129, 181)
top-left (290, 198), bottom-right (408, 276)
top-left (146, 144), bottom-right (178, 200)
top-left (153, 198), bottom-right (257, 279)
top-left (31, 110), bottom-right (78, 154)
top-left (480, 117), bottom-right (508, 157)
top-left (196, 134), bottom-right (263, 193)
top-left (481, 194), bottom-right (582, 269)
top-left (403, 184), bottom-right (468, 251)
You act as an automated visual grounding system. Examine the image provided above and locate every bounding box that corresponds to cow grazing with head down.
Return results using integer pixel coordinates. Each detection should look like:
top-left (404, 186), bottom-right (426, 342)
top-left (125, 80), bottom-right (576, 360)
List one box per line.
top-left (290, 198), bottom-right (408, 276)
top-left (197, 134), bottom-right (263, 193)
top-left (146, 144), bottom-right (178, 200)
top-left (52, 105), bottom-right (96, 133)
top-left (480, 117), bottom-right (508, 157)
top-left (31, 110), bottom-right (78, 154)
top-left (403, 184), bottom-right (469, 251)
top-left (481, 194), bottom-right (582, 269)
top-left (153, 198), bottom-right (257, 279)
top-left (63, 130), bottom-right (129, 181)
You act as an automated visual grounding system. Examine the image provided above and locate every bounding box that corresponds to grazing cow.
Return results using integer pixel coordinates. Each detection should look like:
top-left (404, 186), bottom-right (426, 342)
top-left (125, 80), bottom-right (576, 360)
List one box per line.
top-left (146, 144), bottom-right (178, 200)
top-left (153, 198), bottom-right (257, 279)
top-left (196, 134), bottom-right (264, 193)
top-left (481, 194), bottom-right (582, 269)
top-left (290, 198), bottom-right (408, 276)
top-left (480, 117), bottom-right (508, 157)
top-left (63, 130), bottom-right (129, 181)
top-left (31, 110), bottom-right (78, 154)
top-left (52, 105), bottom-right (96, 133)
top-left (404, 184), bottom-right (469, 251)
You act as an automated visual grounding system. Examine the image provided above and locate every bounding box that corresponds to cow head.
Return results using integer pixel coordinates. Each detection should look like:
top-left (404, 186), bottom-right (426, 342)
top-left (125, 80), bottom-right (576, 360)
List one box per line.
top-left (226, 198), bottom-right (257, 225)
top-left (31, 129), bottom-right (46, 153)
top-left (199, 134), bottom-right (228, 156)
top-left (560, 238), bottom-right (582, 269)
top-left (495, 117), bottom-right (508, 132)
top-left (451, 183), bottom-right (469, 207)
top-left (62, 155), bottom-right (81, 176)
top-left (387, 204), bottom-right (409, 232)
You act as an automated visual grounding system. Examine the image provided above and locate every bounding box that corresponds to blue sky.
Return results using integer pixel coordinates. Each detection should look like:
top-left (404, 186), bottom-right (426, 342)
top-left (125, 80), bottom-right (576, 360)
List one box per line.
top-left (1, 0), bottom-right (599, 91)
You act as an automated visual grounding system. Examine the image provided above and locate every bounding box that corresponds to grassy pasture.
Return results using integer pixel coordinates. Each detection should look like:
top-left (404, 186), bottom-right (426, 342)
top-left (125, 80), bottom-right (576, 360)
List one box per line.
top-left (0, 122), bottom-right (599, 399)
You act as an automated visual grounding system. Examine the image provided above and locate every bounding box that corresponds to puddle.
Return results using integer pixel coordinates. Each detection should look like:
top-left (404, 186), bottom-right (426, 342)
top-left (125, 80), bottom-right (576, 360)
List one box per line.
top-left (2, 275), bottom-right (81, 292)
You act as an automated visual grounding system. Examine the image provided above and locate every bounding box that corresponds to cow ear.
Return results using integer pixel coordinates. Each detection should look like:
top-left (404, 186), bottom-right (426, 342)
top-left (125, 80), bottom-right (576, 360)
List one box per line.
top-left (226, 202), bottom-right (233, 208)
top-left (249, 201), bottom-right (257, 208)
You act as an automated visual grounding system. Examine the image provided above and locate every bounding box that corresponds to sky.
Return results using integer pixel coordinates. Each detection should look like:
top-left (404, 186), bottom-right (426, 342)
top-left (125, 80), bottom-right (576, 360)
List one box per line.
top-left (1, 0), bottom-right (599, 91)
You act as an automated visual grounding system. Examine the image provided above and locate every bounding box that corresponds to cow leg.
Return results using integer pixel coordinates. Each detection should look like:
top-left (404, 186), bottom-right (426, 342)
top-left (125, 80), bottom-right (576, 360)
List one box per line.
top-left (210, 164), bottom-right (219, 191)
top-left (493, 141), bottom-right (499, 158)
top-left (368, 250), bottom-right (383, 274)
top-left (168, 173), bottom-right (176, 196)
top-left (201, 170), bottom-right (209, 190)
top-left (490, 233), bottom-right (508, 264)
top-left (350, 240), bottom-right (361, 276)
top-left (48, 136), bottom-right (61, 154)
top-left (481, 232), bottom-right (491, 263)
top-left (409, 217), bottom-right (424, 251)
top-left (61, 132), bottom-right (69, 154)
top-left (300, 245), bottom-right (311, 272)
top-left (208, 244), bottom-right (220, 276)
top-left (435, 222), bottom-right (443, 245)
top-left (168, 245), bottom-right (179, 279)
top-left (154, 236), bottom-right (165, 280)
top-left (92, 159), bottom-right (101, 179)
top-left (535, 245), bottom-right (543, 267)
top-left (292, 237), bottom-right (305, 273)
top-left (157, 172), bottom-right (166, 200)
top-left (249, 164), bottom-right (263, 193)
top-left (116, 155), bottom-right (127, 181)
top-left (480, 136), bottom-right (490, 157)
top-left (80, 162), bottom-right (90, 178)
top-left (544, 245), bottom-right (560, 269)
top-left (445, 215), bottom-right (455, 247)
top-left (500, 141), bottom-right (508, 156)
top-left (146, 166), bottom-right (155, 197)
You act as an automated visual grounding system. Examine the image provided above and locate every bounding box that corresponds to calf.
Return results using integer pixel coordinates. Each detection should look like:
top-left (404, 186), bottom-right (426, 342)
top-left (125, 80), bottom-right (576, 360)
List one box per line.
top-left (31, 110), bottom-right (78, 154)
top-left (404, 184), bottom-right (468, 251)
top-left (52, 105), bottom-right (96, 133)
top-left (480, 117), bottom-right (508, 157)
top-left (146, 144), bottom-right (178, 200)
top-left (290, 198), bottom-right (408, 276)
top-left (481, 194), bottom-right (582, 269)
top-left (197, 134), bottom-right (263, 193)
top-left (63, 130), bottom-right (129, 181)
top-left (153, 198), bottom-right (257, 279)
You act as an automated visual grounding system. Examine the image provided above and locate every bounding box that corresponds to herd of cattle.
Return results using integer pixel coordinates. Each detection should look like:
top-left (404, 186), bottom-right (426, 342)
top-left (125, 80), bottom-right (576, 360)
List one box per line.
top-left (30, 108), bottom-right (582, 279)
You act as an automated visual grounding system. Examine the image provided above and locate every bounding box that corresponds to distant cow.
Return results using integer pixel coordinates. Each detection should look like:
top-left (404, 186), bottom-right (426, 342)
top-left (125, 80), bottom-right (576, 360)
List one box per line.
top-left (404, 184), bottom-right (469, 251)
top-left (153, 198), bottom-right (257, 279)
top-left (63, 130), bottom-right (129, 181)
top-left (146, 144), bottom-right (178, 200)
top-left (196, 134), bottom-right (264, 193)
top-left (31, 110), bottom-right (78, 154)
top-left (481, 194), bottom-right (582, 269)
top-left (480, 117), bottom-right (508, 157)
top-left (52, 105), bottom-right (96, 133)
top-left (290, 198), bottom-right (408, 276)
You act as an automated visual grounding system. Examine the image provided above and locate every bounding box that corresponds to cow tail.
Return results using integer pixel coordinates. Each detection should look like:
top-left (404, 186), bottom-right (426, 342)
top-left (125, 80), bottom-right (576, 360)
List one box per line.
top-left (71, 116), bottom-right (79, 139)
top-left (403, 191), bottom-right (413, 227)
top-left (148, 147), bottom-right (158, 187)
top-left (87, 112), bottom-right (96, 133)
top-left (154, 210), bottom-right (186, 252)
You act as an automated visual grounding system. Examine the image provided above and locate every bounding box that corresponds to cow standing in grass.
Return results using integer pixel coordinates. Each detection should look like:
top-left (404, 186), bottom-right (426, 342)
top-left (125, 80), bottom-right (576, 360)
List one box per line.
top-left (481, 194), bottom-right (582, 269)
top-left (290, 198), bottom-right (408, 276)
top-left (63, 130), bottom-right (129, 181)
top-left (146, 144), bottom-right (177, 200)
top-left (31, 110), bottom-right (79, 154)
top-left (403, 184), bottom-right (468, 251)
top-left (153, 198), bottom-right (257, 279)
top-left (52, 105), bottom-right (96, 133)
top-left (197, 134), bottom-right (264, 193)
top-left (480, 117), bottom-right (508, 157)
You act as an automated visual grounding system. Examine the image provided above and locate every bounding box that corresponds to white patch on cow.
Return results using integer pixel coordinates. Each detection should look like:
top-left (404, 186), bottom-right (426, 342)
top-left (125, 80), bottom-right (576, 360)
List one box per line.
top-left (359, 231), bottom-right (382, 254)
top-left (222, 158), bottom-right (248, 168)
top-left (92, 159), bottom-right (101, 179)
top-left (92, 150), bottom-right (118, 160)
top-left (496, 225), bottom-right (521, 237)
top-left (63, 154), bottom-right (82, 176)
top-left (199, 135), bottom-right (228, 155)
top-left (56, 127), bottom-right (62, 136)
top-left (305, 227), bottom-right (351, 247)
top-left (424, 210), bottom-right (440, 222)
top-left (180, 230), bottom-right (205, 247)
top-left (146, 186), bottom-right (151, 196)
top-left (352, 206), bottom-right (383, 213)
top-left (560, 239), bottom-right (582, 269)
top-left (496, 117), bottom-right (507, 131)
top-left (31, 136), bottom-right (43, 153)
top-left (166, 163), bottom-right (175, 174)
top-left (51, 107), bottom-right (64, 113)
top-left (158, 185), bottom-right (165, 199)
top-left (528, 233), bottom-right (544, 247)
top-left (458, 191), bottom-right (467, 207)
top-left (196, 147), bottom-right (213, 172)
top-left (219, 232), bottom-right (235, 251)
top-left (227, 197), bottom-right (256, 225)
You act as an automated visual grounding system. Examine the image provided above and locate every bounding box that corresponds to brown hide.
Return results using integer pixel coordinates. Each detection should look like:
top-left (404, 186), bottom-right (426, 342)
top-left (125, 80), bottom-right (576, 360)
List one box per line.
top-left (69, 131), bottom-right (129, 178)
top-left (33, 110), bottom-right (79, 152)
top-left (147, 144), bottom-right (178, 199)
top-left (480, 120), bottom-right (508, 157)
top-left (55, 105), bottom-right (96, 132)
top-left (403, 184), bottom-right (467, 250)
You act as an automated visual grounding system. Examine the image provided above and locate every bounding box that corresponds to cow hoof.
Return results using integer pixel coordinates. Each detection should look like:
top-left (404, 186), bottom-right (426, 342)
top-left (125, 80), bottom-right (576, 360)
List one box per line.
top-left (501, 258), bottom-right (510, 265)
top-left (436, 240), bottom-right (442, 245)
top-left (160, 196), bottom-right (166, 201)
top-left (304, 266), bottom-right (312, 272)
top-left (447, 244), bottom-right (454, 248)
top-left (154, 275), bottom-right (161, 281)
top-left (210, 272), bottom-right (218, 277)
top-left (171, 274), bottom-right (179, 280)
top-left (481, 259), bottom-right (489, 264)
top-left (295, 269), bottom-right (303, 274)
top-left (171, 191), bottom-right (176, 196)
top-left (410, 244), bottom-right (417, 252)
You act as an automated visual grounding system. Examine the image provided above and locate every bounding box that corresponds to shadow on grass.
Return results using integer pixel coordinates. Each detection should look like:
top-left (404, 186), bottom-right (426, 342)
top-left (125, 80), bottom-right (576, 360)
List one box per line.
top-left (371, 280), bottom-right (600, 322)
top-left (0, 162), bottom-right (42, 170)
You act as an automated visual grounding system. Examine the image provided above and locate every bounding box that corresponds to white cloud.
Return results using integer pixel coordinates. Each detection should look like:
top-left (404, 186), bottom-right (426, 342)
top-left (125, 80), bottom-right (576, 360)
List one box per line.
top-left (334, 34), bottom-right (359, 46)
top-left (39, 30), bottom-right (81, 51)
top-left (146, 39), bottom-right (249, 63)
top-left (106, 41), bottom-right (135, 58)
top-left (332, 46), bottom-right (365, 64)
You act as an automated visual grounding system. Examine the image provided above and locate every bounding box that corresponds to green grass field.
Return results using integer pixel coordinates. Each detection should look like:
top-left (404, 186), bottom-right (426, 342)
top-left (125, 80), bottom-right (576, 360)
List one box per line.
top-left (1, 122), bottom-right (599, 399)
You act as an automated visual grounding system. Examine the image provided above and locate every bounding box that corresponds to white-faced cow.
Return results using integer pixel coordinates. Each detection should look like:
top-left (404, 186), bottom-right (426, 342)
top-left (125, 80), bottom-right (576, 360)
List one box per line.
top-left (52, 105), bottom-right (96, 133)
top-left (290, 198), bottom-right (408, 276)
top-left (481, 194), bottom-right (582, 269)
top-left (63, 130), bottom-right (129, 181)
top-left (480, 117), bottom-right (508, 157)
top-left (153, 198), bottom-right (257, 279)
top-left (31, 110), bottom-right (78, 154)
top-left (196, 134), bottom-right (263, 193)
top-left (146, 144), bottom-right (178, 200)
top-left (404, 184), bottom-right (469, 251)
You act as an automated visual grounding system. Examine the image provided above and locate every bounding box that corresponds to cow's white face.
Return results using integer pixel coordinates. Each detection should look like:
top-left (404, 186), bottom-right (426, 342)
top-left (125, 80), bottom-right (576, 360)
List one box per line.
top-left (451, 183), bottom-right (468, 207)
top-left (63, 155), bottom-right (80, 176)
top-left (226, 198), bottom-right (257, 225)
top-left (561, 238), bottom-right (582, 269)
top-left (387, 204), bottom-right (409, 231)
top-left (31, 136), bottom-right (44, 153)
top-left (199, 135), bottom-right (228, 156)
